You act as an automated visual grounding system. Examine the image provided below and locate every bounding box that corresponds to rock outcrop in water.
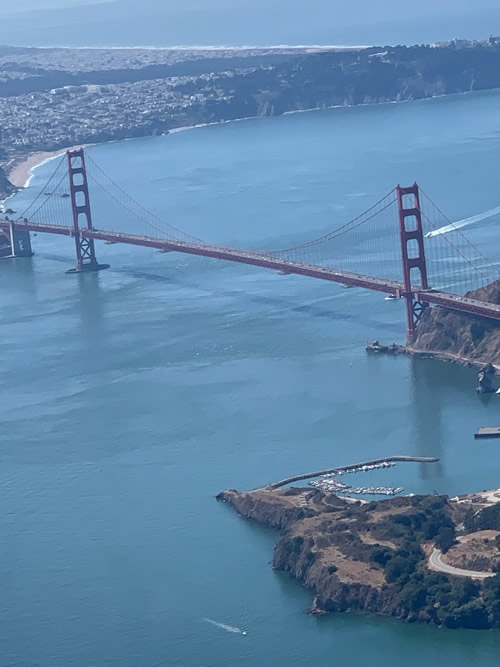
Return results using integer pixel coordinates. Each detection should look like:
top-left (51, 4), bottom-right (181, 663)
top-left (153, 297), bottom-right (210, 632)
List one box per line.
top-left (476, 363), bottom-right (497, 393)
top-left (411, 280), bottom-right (500, 367)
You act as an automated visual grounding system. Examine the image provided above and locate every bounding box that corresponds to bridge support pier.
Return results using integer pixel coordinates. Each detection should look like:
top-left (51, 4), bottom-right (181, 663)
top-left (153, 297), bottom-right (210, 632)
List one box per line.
top-left (397, 183), bottom-right (429, 346)
top-left (66, 148), bottom-right (109, 274)
top-left (0, 221), bottom-right (33, 259)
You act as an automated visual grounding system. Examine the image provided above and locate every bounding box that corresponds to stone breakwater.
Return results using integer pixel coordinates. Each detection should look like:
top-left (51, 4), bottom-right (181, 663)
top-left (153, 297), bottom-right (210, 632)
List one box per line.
top-left (269, 456), bottom-right (438, 489)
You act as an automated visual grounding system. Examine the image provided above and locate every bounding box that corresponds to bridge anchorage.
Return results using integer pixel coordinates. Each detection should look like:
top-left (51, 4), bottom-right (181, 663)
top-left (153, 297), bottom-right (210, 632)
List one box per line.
top-left (65, 149), bottom-right (109, 274)
top-left (0, 220), bottom-right (33, 259)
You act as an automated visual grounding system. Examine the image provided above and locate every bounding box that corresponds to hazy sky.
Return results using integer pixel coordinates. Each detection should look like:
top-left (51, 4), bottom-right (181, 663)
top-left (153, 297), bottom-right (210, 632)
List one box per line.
top-left (1, 0), bottom-right (108, 14)
top-left (1, 0), bottom-right (499, 47)
top-left (6, 0), bottom-right (498, 18)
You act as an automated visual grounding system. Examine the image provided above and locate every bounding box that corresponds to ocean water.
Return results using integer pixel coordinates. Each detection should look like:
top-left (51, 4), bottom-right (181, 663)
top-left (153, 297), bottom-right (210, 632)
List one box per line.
top-left (2, 91), bottom-right (500, 665)
top-left (1, 0), bottom-right (500, 48)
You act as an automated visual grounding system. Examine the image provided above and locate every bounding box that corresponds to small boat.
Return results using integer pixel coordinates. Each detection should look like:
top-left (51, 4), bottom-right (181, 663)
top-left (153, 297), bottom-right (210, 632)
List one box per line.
top-left (385, 294), bottom-right (398, 301)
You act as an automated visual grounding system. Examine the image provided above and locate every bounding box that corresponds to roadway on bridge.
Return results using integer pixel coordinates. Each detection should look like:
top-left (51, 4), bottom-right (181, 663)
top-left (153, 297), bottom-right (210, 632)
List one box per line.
top-left (428, 548), bottom-right (495, 579)
top-left (2, 220), bottom-right (500, 324)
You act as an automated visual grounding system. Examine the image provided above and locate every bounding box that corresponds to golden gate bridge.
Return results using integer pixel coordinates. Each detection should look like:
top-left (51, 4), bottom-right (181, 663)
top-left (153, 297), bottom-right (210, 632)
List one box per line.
top-left (1, 148), bottom-right (499, 344)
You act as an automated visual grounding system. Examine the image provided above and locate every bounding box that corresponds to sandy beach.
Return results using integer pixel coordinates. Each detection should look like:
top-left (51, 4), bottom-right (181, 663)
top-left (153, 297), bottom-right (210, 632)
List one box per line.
top-left (6, 145), bottom-right (90, 189)
top-left (7, 151), bottom-right (66, 188)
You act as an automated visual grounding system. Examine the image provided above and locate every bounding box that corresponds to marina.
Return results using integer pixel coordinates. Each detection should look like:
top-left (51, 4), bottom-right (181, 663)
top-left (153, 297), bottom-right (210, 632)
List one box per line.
top-left (309, 478), bottom-right (405, 496)
top-left (342, 486), bottom-right (404, 496)
top-left (331, 461), bottom-right (396, 476)
top-left (309, 478), bottom-right (351, 492)
top-left (308, 462), bottom-right (405, 497)
top-left (269, 456), bottom-right (438, 489)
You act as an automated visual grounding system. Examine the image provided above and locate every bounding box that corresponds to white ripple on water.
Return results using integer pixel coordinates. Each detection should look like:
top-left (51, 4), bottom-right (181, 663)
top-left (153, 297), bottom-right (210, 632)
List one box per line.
top-left (203, 618), bottom-right (246, 635)
top-left (425, 205), bottom-right (500, 237)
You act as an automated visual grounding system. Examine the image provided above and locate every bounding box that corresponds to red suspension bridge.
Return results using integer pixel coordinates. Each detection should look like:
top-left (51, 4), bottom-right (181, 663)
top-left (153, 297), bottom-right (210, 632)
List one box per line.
top-left (1, 148), bottom-right (499, 343)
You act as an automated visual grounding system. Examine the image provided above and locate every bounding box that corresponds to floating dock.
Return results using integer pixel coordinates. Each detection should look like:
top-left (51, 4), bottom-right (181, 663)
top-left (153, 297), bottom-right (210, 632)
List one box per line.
top-left (474, 427), bottom-right (500, 439)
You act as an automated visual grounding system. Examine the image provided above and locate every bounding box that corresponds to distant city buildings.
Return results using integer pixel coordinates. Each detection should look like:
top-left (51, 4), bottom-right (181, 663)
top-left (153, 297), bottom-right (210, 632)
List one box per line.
top-left (2, 38), bottom-right (500, 173)
top-left (432, 35), bottom-right (500, 48)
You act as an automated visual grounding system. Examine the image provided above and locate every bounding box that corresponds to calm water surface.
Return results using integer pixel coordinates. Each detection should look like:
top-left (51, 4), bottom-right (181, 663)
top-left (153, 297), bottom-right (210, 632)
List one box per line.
top-left (2, 91), bottom-right (500, 665)
top-left (2, 0), bottom-right (500, 48)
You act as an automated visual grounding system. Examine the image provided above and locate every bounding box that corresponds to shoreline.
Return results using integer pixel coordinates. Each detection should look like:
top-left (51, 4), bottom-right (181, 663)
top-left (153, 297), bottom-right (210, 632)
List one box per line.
top-left (31, 44), bottom-right (368, 51)
top-left (217, 485), bottom-right (500, 627)
top-left (4, 86), bottom-right (496, 200)
top-left (6, 144), bottom-right (93, 190)
top-left (366, 341), bottom-right (500, 373)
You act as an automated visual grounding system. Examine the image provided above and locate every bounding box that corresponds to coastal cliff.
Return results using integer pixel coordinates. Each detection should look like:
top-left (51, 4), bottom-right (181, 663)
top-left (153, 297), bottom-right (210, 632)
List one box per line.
top-left (217, 486), bottom-right (500, 628)
top-left (4, 38), bottom-right (500, 171)
top-left (411, 280), bottom-right (500, 366)
top-left (0, 167), bottom-right (15, 201)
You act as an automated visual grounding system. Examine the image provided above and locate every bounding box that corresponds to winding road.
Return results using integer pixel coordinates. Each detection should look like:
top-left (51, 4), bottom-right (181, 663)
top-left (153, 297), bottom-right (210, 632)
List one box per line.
top-left (429, 548), bottom-right (495, 579)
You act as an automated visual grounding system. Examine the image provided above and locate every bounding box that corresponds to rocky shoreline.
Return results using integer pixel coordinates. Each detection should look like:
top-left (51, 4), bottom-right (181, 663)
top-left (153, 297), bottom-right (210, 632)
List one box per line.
top-left (0, 166), bottom-right (15, 202)
top-left (217, 487), bottom-right (397, 617)
top-left (366, 341), bottom-right (500, 371)
top-left (367, 280), bottom-right (500, 377)
top-left (217, 486), bottom-right (500, 628)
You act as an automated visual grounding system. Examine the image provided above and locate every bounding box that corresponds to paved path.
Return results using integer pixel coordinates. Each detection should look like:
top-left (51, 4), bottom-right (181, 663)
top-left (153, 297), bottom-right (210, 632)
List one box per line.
top-left (429, 548), bottom-right (495, 579)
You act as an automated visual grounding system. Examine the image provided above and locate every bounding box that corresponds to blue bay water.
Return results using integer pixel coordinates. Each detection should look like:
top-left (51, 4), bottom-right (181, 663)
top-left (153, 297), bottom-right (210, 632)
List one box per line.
top-left (2, 91), bottom-right (500, 665)
top-left (2, 0), bottom-right (500, 48)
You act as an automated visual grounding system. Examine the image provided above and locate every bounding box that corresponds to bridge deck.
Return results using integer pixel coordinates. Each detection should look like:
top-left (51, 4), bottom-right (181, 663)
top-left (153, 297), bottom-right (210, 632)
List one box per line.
top-left (2, 220), bottom-right (500, 322)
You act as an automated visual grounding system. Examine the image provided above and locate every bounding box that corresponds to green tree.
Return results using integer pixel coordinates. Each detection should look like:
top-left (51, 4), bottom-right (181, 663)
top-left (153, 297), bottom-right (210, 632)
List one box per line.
top-left (486, 599), bottom-right (500, 628)
top-left (435, 526), bottom-right (456, 553)
top-left (371, 547), bottom-right (393, 567)
top-left (482, 573), bottom-right (500, 604)
top-left (450, 578), bottom-right (480, 607)
top-left (398, 580), bottom-right (427, 612)
top-left (477, 504), bottom-right (500, 531)
top-left (444, 600), bottom-right (490, 630)
top-left (385, 556), bottom-right (414, 583)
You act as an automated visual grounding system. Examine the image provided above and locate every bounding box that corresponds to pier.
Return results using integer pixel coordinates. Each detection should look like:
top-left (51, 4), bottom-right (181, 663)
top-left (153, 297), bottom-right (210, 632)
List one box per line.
top-left (269, 456), bottom-right (439, 489)
top-left (474, 427), bottom-right (500, 439)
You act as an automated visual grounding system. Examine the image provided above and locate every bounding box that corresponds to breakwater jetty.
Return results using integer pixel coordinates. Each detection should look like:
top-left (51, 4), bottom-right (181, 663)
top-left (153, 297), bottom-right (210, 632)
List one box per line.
top-left (269, 456), bottom-right (438, 489)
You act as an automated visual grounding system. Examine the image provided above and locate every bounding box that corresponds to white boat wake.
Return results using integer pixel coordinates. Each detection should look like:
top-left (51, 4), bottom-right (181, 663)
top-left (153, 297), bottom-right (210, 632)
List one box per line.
top-left (425, 205), bottom-right (500, 238)
top-left (203, 618), bottom-right (247, 635)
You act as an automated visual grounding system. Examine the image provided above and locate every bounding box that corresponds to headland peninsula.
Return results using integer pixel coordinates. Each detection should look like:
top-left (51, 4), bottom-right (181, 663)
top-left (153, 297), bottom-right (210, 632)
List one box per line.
top-left (3, 34), bottom-right (500, 199)
top-left (368, 279), bottom-right (500, 373)
top-left (218, 470), bottom-right (500, 630)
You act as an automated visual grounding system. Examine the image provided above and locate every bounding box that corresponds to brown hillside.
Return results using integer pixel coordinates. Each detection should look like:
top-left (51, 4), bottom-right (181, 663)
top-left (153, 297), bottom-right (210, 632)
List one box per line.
top-left (412, 280), bottom-right (500, 365)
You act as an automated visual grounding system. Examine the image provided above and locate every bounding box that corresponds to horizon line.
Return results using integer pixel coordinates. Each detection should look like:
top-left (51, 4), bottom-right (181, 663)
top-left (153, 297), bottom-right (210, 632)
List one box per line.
top-left (1, 43), bottom-right (373, 51)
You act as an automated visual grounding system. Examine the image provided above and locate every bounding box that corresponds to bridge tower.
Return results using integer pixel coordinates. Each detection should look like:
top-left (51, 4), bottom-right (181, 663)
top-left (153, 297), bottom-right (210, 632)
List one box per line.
top-left (66, 148), bottom-right (109, 274)
top-left (397, 183), bottom-right (429, 346)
